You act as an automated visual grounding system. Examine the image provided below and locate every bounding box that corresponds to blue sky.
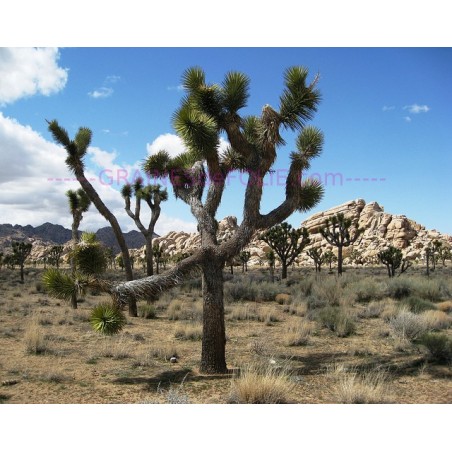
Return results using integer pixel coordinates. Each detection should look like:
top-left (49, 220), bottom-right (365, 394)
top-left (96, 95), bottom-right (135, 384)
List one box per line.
top-left (1, 47), bottom-right (451, 235)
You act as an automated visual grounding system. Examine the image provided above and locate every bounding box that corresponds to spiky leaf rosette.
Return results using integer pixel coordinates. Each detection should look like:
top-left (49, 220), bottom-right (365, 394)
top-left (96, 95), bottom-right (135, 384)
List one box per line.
top-left (73, 233), bottom-right (107, 276)
top-left (90, 303), bottom-right (126, 335)
top-left (42, 269), bottom-right (78, 301)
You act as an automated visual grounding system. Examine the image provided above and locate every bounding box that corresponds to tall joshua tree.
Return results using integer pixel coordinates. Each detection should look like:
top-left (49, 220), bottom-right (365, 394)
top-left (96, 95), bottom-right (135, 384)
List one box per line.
top-left (48, 121), bottom-right (138, 316)
top-left (306, 246), bottom-right (325, 273)
top-left (12, 241), bottom-right (32, 283)
top-left (320, 213), bottom-right (363, 275)
top-left (121, 178), bottom-right (168, 276)
top-left (83, 66), bottom-right (323, 374)
top-left (260, 222), bottom-right (310, 279)
top-left (66, 188), bottom-right (91, 252)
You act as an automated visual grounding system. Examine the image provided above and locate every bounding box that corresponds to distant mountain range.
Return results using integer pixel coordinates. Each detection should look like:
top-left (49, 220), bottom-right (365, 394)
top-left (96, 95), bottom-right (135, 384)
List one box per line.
top-left (0, 222), bottom-right (155, 253)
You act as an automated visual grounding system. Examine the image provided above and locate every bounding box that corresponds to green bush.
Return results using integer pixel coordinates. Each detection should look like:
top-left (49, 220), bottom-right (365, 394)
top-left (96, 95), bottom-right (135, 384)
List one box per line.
top-left (256, 282), bottom-right (280, 302)
top-left (418, 333), bottom-right (452, 363)
top-left (400, 296), bottom-right (436, 313)
top-left (386, 278), bottom-right (413, 299)
top-left (318, 307), bottom-right (356, 337)
top-left (139, 304), bottom-right (157, 319)
top-left (90, 303), bottom-right (126, 335)
top-left (351, 278), bottom-right (384, 303)
top-left (224, 281), bottom-right (257, 303)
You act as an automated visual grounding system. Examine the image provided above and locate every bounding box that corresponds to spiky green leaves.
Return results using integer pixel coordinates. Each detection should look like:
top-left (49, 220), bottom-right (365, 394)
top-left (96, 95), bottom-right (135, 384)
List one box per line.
top-left (66, 188), bottom-right (91, 214)
top-left (222, 71), bottom-right (250, 113)
top-left (73, 233), bottom-right (107, 276)
top-left (296, 179), bottom-right (324, 212)
top-left (90, 303), bottom-right (126, 335)
top-left (279, 66), bottom-right (321, 131)
top-left (48, 120), bottom-right (92, 172)
top-left (11, 241), bottom-right (32, 264)
top-left (42, 268), bottom-right (80, 302)
top-left (121, 184), bottom-right (132, 199)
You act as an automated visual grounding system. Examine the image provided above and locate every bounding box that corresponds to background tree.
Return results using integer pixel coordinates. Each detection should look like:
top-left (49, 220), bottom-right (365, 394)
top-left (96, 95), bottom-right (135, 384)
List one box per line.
top-left (260, 222), bottom-right (310, 280)
top-left (47, 121), bottom-right (137, 315)
top-left (121, 178), bottom-right (168, 277)
top-left (47, 245), bottom-right (64, 269)
top-left (323, 249), bottom-right (337, 272)
top-left (152, 243), bottom-right (164, 275)
top-left (12, 241), bottom-right (32, 283)
top-left (239, 250), bottom-right (251, 273)
top-left (320, 213), bottom-right (363, 275)
top-left (63, 66), bottom-right (324, 374)
top-left (306, 247), bottom-right (324, 273)
top-left (0, 252), bottom-right (3, 270)
top-left (378, 246), bottom-right (403, 277)
top-left (265, 250), bottom-right (276, 283)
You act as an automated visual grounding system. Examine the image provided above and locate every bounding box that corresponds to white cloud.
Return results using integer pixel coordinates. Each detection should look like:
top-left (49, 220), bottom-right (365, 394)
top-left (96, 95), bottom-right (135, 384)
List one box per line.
top-left (147, 133), bottom-right (230, 159)
top-left (404, 116), bottom-right (412, 122)
top-left (167, 85), bottom-right (184, 91)
top-left (0, 113), bottom-right (196, 236)
top-left (147, 133), bottom-right (187, 158)
top-left (382, 105), bottom-right (395, 111)
top-left (403, 104), bottom-right (430, 114)
top-left (105, 75), bottom-right (121, 84)
top-left (0, 47), bottom-right (68, 105)
top-left (88, 87), bottom-right (113, 99)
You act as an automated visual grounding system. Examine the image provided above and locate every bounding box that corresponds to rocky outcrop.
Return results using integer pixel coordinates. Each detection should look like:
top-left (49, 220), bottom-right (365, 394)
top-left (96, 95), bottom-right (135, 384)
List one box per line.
top-left (132, 199), bottom-right (451, 267)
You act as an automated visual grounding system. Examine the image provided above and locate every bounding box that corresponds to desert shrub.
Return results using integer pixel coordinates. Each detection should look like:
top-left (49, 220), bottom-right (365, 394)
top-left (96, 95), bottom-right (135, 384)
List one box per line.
top-left (90, 303), bottom-right (126, 336)
top-left (291, 276), bottom-right (315, 297)
top-left (166, 300), bottom-right (183, 320)
top-left (329, 364), bottom-right (391, 404)
top-left (98, 338), bottom-right (132, 359)
top-left (256, 282), bottom-right (280, 302)
top-left (275, 293), bottom-right (292, 305)
top-left (149, 344), bottom-right (179, 362)
top-left (283, 320), bottom-right (313, 346)
top-left (351, 278), bottom-right (384, 303)
top-left (309, 277), bottom-right (343, 307)
top-left (389, 309), bottom-right (430, 341)
top-left (139, 304), bottom-right (157, 319)
top-left (283, 301), bottom-right (307, 317)
top-left (385, 278), bottom-right (413, 299)
top-left (359, 300), bottom-right (388, 319)
top-left (420, 310), bottom-right (451, 330)
top-left (413, 279), bottom-right (444, 302)
top-left (228, 361), bottom-right (295, 404)
top-left (180, 277), bottom-right (202, 293)
top-left (174, 323), bottom-right (203, 341)
top-left (318, 307), bottom-right (356, 337)
top-left (400, 296), bottom-right (437, 313)
top-left (417, 333), bottom-right (452, 363)
top-left (224, 281), bottom-right (257, 303)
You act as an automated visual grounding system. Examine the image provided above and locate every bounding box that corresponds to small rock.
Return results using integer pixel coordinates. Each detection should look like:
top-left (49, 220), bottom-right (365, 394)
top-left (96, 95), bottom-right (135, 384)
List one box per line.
top-left (169, 356), bottom-right (178, 364)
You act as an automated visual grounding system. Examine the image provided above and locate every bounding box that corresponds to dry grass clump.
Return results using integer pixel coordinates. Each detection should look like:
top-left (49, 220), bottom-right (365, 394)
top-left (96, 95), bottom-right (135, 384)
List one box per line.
top-left (174, 323), bottom-right (203, 341)
top-left (96, 338), bottom-right (133, 360)
top-left (228, 360), bottom-right (296, 404)
top-left (275, 293), bottom-right (292, 305)
top-left (282, 301), bottom-right (307, 317)
top-left (227, 304), bottom-right (257, 321)
top-left (389, 308), bottom-right (430, 341)
top-left (23, 319), bottom-right (51, 355)
top-left (436, 300), bottom-right (452, 313)
top-left (148, 344), bottom-right (179, 362)
top-left (283, 319), bottom-right (313, 346)
top-left (329, 364), bottom-right (391, 404)
top-left (166, 299), bottom-right (183, 320)
top-left (359, 299), bottom-right (389, 319)
top-left (419, 310), bottom-right (451, 330)
top-left (256, 306), bottom-right (279, 325)
top-left (318, 306), bottom-right (356, 337)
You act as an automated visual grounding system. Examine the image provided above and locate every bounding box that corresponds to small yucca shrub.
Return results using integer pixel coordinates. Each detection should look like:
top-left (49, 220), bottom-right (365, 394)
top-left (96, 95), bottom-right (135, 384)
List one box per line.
top-left (90, 303), bottom-right (126, 335)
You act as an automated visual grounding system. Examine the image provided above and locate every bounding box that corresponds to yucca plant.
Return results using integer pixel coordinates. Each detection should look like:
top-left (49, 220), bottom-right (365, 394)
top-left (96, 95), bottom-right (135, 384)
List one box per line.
top-left (90, 303), bottom-right (126, 335)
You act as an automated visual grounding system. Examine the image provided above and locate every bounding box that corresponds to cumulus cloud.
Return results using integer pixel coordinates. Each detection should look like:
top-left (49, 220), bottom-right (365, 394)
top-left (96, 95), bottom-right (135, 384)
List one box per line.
top-left (0, 113), bottom-right (196, 235)
top-left (404, 116), bottom-right (412, 122)
top-left (147, 133), bottom-right (230, 158)
top-left (403, 104), bottom-right (430, 114)
top-left (0, 47), bottom-right (68, 106)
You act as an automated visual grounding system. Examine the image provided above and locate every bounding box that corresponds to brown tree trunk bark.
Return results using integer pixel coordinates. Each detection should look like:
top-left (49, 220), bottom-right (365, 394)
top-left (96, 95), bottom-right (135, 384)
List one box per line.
top-left (337, 246), bottom-right (343, 275)
top-left (145, 238), bottom-right (153, 277)
top-left (281, 262), bottom-right (288, 280)
top-left (200, 261), bottom-right (227, 374)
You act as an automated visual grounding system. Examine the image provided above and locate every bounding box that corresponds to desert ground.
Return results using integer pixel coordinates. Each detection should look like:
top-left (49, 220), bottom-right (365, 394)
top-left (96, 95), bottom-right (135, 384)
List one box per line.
top-left (0, 264), bottom-right (451, 404)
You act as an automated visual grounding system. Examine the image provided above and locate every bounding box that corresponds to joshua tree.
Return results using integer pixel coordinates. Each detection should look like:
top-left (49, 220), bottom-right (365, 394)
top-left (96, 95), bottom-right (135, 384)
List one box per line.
top-left (43, 232), bottom-right (107, 309)
top-left (0, 252), bottom-right (3, 270)
top-left (47, 121), bottom-right (137, 315)
top-left (348, 249), bottom-right (364, 266)
top-left (306, 247), bottom-right (325, 272)
top-left (323, 249), bottom-right (337, 272)
top-left (121, 178), bottom-right (168, 277)
top-left (47, 245), bottom-right (64, 269)
top-left (378, 245), bottom-right (403, 278)
top-left (260, 222), bottom-right (310, 280)
top-left (66, 188), bottom-right (91, 247)
top-left (265, 249), bottom-right (276, 282)
top-left (152, 243), bottom-right (164, 275)
top-left (320, 213), bottom-right (363, 275)
top-left (60, 66), bottom-right (324, 374)
top-left (12, 241), bottom-right (32, 283)
top-left (239, 250), bottom-right (251, 273)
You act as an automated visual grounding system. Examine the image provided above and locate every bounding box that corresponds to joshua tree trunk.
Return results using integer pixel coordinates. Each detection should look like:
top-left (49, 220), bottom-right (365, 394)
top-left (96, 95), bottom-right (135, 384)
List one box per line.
top-left (337, 246), bottom-right (343, 275)
top-left (20, 264), bottom-right (24, 283)
top-left (145, 237), bottom-right (153, 277)
top-left (200, 261), bottom-right (227, 374)
top-left (281, 262), bottom-right (288, 280)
